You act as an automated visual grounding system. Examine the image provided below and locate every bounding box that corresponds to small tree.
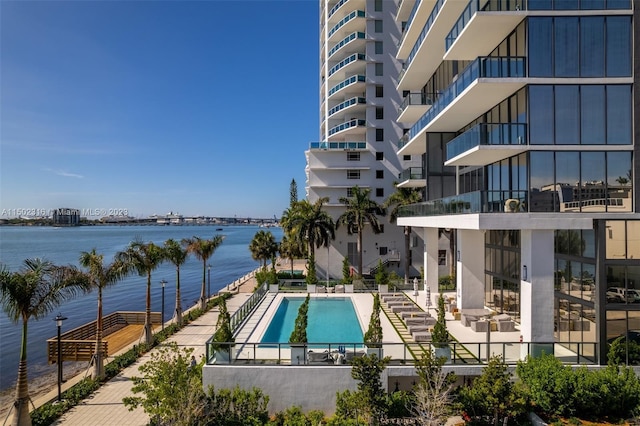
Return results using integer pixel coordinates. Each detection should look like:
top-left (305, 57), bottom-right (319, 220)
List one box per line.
top-left (289, 294), bottom-right (310, 344)
top-left (213, 297), bottom-right (234, 359)
top-left (123, 343), bottom-right (205, 426)
top-left (458, 355), bottom-right (526, 425)
top-left (349, 354), bottom-right (390, 424)
top-left (364, 293), bottom-right (383, 348)
top-left (431, 293), bottom-right (449, 348)
top-left (306, 254), bottom-right (318, 285)
top-left (341, 256), bottom-right (352, 285)
top-left (412, 349), bottom-right (457, 425)
top-left (374, 259), bottom-right (389, 285)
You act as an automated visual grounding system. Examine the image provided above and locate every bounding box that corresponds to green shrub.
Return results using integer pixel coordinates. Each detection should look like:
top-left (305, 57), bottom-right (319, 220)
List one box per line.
top-left (438, 275), bottom-right (455, 290)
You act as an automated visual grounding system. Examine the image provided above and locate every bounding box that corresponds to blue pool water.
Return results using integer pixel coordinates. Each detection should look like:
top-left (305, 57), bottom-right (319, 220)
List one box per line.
top-left (261, 297), bottom-right (363, 344)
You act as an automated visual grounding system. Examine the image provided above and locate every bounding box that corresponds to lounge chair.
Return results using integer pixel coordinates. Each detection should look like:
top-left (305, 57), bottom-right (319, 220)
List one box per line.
top-left (307, 350), bottom-right (330, 363)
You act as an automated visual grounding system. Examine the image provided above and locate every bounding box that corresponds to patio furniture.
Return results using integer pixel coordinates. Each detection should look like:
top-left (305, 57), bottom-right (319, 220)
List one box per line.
top-left (307, 350), bottom-right (331, 363)
top-left (470, 319), bottom-right (489, 332)
top-left (408, 325), bottom-right (431, 334)
top-left (461, 314), bottom-right (478, 327)
top-left (345, 350), bottom-right (366, 362)
top-left (494, 314), bottom-right (516, 332)
top-left (334, 285), bottom-right (345, 293)
top-left (413, 332), bottom-right (432, 342)
top-left (401, 311), bottom-right (431, 319)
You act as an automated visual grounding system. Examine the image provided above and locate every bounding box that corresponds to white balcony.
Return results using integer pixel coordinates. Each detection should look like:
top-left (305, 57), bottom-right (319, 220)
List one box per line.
top-left (327, 10), bottom-right (366, 44)
top-left (327, 0), bottom-right (366, 25)
top-left (444, 12), bottom-right (526, 61)
top-left (397, 92), bottom-right (433, 124)
top-left (397, 0), bottom-right (467, 92)
top-left (396, 0), bottom-right (417, 23)
top-left (397, 0), bottom-right (437, 60)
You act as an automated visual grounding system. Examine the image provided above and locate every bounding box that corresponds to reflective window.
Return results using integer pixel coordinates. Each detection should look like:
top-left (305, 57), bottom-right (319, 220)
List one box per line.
top-left (555, 86), bottom-right (579, 144)
top-left (606, 85), bottom-right (632, 145)
top-left (529, 152), bottom-right (555, 212)
top-left (607, 151), bottom-right (632, 212)
top-left (556, 152), bottom-right (579, 211)
top-left (529, 86), bottom-right (554, 144)
top-left (580, 17), bottom-right (604, 77)
top-left (606, 221), bottom-right (627, 259)
top-left (528, 18), bottom-right (552, 76)
top-left (580, 85), bottom-right (605, 144)
top-left (606, 16), bottom-right (632, 76)
top-left (581, 152), bottom-right (606, 212)
top-left (554, 18), bottom-right (579, 77)
top-left (628, 223), bottom-right (640, 260)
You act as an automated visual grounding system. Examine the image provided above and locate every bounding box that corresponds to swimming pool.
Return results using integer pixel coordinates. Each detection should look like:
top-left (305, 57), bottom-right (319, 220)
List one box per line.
top-left (260, 297), bottom-right (363, 344)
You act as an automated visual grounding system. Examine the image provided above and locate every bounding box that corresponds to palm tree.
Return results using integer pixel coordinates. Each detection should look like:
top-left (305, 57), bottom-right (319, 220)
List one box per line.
top-left (337, 186), bottom-right (384, 276)
top-left (279, 234), bottom-right (306, 276)
top-left (249, 230), bottom-right (279, 269)
top-left (163, 239), bottom-right (189, 327)
top-left (281, 198), bottom-right (335, 259)
top-left (384, 183), bottom-right (422, 284)
top-left (184, 236), bottom-right (224, 311)
top-left (79, 249), bottom-right (129, 380)
top-left (115, 239), bottom-right (165, 346)
top-left (0, 259), bottom-right (89, 426)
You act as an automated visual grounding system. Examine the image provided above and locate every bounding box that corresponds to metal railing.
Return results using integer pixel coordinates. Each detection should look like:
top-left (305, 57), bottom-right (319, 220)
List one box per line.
top-left (399, 92), bottom-right (433, 114)
top-left (205, 341), bottom-right (598, 366)
top-left (398, 190), bottom-right (528, 217)
top-left (328, 119), bottom-right (366, 136)
top-left (398, 167), bottom-right (424, 181)
top-left (229, 283), bottom-right (268, 332)
top-left (309, 141), bottom-right (367, 150)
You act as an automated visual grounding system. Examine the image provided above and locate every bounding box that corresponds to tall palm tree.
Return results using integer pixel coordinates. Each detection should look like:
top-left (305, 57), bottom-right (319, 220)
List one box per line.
top-left (184, 235), bottom-right (224, 311)
top-left (79, 249), bottom-right (129, 380)
top-left (163, 239), bottom-right (189, 327)
top-left (0, 259), bottom-right (89, 426)
top-left (384, 184), bottom-right (422, 284)
top-left (337, 186), bottom-right (384, 276)
top-left (115, 239), bottom-right (165, 346)
top-left (249, 230), bottom-right (279, 269)
top-left (281, 198), bottom-right (335, 259)
top-left (278, 234), bottom-right (306, 276)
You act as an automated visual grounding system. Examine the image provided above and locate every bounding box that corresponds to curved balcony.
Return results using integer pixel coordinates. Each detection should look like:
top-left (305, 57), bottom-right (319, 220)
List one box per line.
top-left (328, 31), bottom-right (366, 60)
top-left (328, 53), bottom-right (366, 80)
top-left (397, 0), bottom-right (439, 59)
top-left (327, 0), bottom-right (366, 24)
top-left (328, 10), bottom-right (366, 43)
top-left (400, 56), bottom-right (527, 156)
top-left (309, 141), bottom-right (368, 150)
top-left (328, 119), bottom-right (366, 137)
top-left (397, 167), bottom-right (426, 188)
top-left (328, 97), bottom-right (367, 118)
top-left (398, 190), bottom-right (529, 217)
top-left (397, 0), bottom-right (418, 23)
top-left (444, 0), bottom-right (526, 61)
top-left (397, 92), bottom-right (433, 123)
top-left (397, 0), bottom-right (467, 91)
top-left (445, 123), bottom-right (528, 166)
top-left (327, 74), bottom-right (366, 99)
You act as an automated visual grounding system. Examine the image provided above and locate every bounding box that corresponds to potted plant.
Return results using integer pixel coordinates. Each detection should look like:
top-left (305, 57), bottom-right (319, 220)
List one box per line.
top-left (432, 293), bottom-right (451, 363)
top-left (306, 254), bottom-right (318, 293)
top-left (212, 297), bottom-right (235, 363)
top-left (289, 293), bottom-right (310, 364)
top-left (375, 259), bottom-right (389, 294)
top-left (267, 259), bottom-right (279, 293)
top-left (364, 293), bottom-right (384, 357)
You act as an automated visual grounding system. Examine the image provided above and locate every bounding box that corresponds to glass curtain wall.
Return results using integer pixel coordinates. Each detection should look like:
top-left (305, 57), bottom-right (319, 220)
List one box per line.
top-left (485, 230), bottom-right (521, 322)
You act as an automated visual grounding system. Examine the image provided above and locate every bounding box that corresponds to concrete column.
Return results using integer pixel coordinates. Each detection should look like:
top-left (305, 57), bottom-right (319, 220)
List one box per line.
top-left (456, 230), bottom-right (485, 310)
top-left (520, 230), bottom-right (554, 357)
top-left (423, 228), bottom-right (439, 305)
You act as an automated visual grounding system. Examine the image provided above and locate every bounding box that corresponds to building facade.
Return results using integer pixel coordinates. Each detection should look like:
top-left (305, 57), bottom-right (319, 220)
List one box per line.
top-left (395, 0), bottom-right (639, 364)
top-left (307, 0), bottom-right (450, 280)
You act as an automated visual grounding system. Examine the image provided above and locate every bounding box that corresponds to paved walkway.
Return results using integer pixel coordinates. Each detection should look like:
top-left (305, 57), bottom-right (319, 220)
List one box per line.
top-left (51, 293), bottom-right (251, 425)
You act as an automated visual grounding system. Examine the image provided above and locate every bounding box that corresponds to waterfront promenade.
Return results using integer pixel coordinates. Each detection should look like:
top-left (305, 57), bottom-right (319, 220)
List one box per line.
top-left (1, 270), bottom-right (262, 426)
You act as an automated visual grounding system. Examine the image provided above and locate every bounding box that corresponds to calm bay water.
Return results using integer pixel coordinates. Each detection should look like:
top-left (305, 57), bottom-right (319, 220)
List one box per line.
top-left (0, 224), bottom-right (282, 390)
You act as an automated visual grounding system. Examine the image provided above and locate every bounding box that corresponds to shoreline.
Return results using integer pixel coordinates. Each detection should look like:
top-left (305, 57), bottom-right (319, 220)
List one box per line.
top-left (0, 260), bottom-right (293, 420)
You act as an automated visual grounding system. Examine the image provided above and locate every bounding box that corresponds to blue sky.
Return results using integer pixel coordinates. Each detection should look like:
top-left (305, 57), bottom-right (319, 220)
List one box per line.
top-left (1, 0), bottom-right (318, 219)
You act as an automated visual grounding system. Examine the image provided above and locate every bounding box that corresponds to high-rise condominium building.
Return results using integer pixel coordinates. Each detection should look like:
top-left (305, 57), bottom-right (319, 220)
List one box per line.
top-left (306, 0), bottom-right (449, 281)
top-left (395, 0), bottom-right (639, 364)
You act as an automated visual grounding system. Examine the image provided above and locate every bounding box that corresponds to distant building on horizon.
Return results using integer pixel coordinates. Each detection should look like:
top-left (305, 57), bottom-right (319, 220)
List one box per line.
top-left (52, 208), bottom-right (80, 226)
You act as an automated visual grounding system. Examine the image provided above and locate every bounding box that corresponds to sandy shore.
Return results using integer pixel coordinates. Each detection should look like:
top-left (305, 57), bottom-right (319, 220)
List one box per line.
top-left (0, 259), bottom-right (304, 420)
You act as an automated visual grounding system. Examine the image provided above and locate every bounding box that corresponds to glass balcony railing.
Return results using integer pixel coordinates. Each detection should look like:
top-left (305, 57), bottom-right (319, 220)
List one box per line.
top-left (328, 119), bottom-right (366, 136)
top-left (397, 133), bottom-right (409, 149)
top-left (398, 0), bottom-right (421, 47)
top-left (328, 31), bottom-right (366, 59)
top-left (328, 10), bottom-right (366, 39)
top-left (328, 75), bottom-right (366, 97)
top-left (398, 167), bottom-right (424, 181)
top-left (446, 123), bottom-right (527, 161)
top-left (310, 141), bottom-right (367, 150)
top-left (328, 97), bottom-right (366, 117)
top-left (446, 0), bottom-right (523, 52)
top-left (399, 92), bottom-right (433, 113)
top-left (404, 0), bottom-right (445, 65)
top-left (329, 53), bottom-right (366, 78)
top-left (408, 56), bottom-right (526, 140)
top-left (398, 190), bottom-right (528, 217)
top-left (328, 0), bottom-right (348, 20)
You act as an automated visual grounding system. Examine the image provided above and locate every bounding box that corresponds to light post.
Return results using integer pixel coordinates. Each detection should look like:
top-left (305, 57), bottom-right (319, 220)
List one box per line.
top-left (160, 279), bottom-right (167, 331)
top-left (54, 313), bottom-right (67, 402)
top-left (326, 246), bottom-right (329, 287)
top-left (207, 264), bottom-right (211, 300)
